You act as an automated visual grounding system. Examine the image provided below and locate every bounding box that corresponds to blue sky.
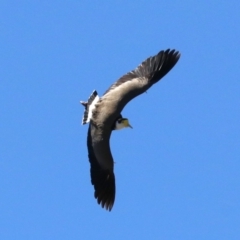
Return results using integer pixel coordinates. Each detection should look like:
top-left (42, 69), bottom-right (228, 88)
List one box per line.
top-left (1, 0), bottom-right (240, 239)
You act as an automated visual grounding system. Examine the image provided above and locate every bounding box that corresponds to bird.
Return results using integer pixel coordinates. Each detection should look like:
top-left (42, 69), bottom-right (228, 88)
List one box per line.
top-left (80, 49), bottom-right (180, 211)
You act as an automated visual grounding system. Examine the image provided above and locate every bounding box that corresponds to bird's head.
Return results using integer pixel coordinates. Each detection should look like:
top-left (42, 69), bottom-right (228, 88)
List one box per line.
top-left (114, 118), bottom-right (132, 130)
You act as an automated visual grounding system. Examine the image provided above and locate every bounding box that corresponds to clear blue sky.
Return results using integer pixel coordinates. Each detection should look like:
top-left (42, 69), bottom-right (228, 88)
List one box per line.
top-left (1, 1), bottom-right (240, 239)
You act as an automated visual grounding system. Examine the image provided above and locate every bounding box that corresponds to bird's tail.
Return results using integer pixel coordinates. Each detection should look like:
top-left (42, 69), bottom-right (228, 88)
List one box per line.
top-left (80, 90), bottom-right (99, 125)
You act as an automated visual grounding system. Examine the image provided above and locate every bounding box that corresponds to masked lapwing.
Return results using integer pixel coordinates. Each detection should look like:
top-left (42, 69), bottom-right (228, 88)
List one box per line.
top-left (80, 49), bottom-right (180, 211)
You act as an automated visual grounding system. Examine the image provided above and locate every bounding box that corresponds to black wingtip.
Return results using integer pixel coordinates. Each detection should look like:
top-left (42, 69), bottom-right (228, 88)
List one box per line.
top-left (91, 169), bottom-right (116, 211)
top-left (149, 49), bottom-right (181, 83)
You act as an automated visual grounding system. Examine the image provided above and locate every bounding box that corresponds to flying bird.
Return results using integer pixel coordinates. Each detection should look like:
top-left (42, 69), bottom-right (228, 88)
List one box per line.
top-left (80, 49), bottom-right (180, 211)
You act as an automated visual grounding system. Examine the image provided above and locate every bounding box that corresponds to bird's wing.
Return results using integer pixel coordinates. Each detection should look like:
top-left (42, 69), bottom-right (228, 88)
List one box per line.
top-left (102, 49), bottom-right (180, 114)
top-left (87, 123), bottom-right (115, 211)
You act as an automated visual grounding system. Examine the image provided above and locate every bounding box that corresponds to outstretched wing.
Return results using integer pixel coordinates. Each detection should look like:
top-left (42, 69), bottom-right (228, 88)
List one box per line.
top-left (87, 123), bottom-right (115, 211)
top-left (101, 49), bottom-right (180, 114)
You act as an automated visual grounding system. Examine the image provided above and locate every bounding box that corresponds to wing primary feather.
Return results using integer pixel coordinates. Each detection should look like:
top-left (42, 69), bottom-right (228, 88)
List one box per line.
top-left (104, 49), bottom-right (180, 95)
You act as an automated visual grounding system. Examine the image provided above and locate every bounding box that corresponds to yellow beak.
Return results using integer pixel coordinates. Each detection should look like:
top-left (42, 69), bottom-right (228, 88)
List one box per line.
top-left (125, 120), bottom-right (133, 129)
